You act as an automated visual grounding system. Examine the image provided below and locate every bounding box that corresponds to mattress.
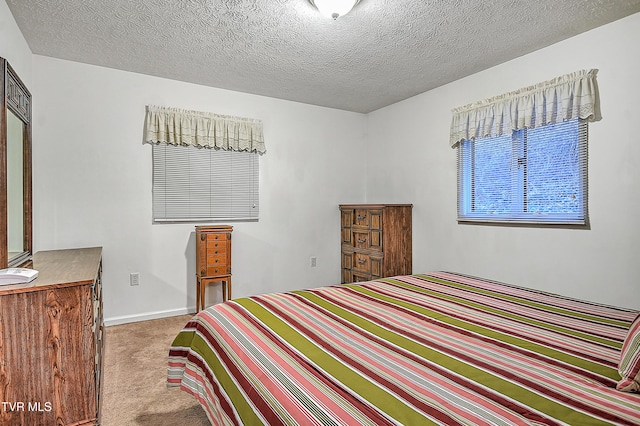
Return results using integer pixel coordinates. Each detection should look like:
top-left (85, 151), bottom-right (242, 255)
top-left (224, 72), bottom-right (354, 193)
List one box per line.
top-left (168, 272), bottom-right (640, 425)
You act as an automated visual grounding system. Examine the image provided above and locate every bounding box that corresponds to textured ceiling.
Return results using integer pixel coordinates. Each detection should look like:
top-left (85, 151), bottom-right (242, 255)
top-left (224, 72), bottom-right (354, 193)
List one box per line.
top-left (6, 0), bottom-right (640, 113)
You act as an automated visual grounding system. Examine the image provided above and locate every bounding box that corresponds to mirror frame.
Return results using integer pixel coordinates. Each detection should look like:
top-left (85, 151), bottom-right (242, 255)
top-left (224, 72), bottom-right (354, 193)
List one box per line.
top-left (0, 57), bottom-right (32, 268)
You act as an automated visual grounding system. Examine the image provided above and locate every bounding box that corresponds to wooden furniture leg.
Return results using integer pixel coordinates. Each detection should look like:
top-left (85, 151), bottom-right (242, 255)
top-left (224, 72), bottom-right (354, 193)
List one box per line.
top-left (198, 277), bottom-right (231, 310)
top-left (196, 277), bottom-right (201, 312)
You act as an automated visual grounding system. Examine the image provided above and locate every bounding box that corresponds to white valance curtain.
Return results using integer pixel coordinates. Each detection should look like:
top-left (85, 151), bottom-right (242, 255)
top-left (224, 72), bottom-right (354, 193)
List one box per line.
top-left (144, 105), bottom-right (266, 154)
top-left (449, 69), bottom-right (600, 147)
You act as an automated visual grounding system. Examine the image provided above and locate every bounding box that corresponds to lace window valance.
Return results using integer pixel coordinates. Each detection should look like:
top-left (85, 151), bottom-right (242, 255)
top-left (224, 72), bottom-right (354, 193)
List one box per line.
top-left (144, 105), bottom-right (266, 154)
top-left (449, 69), bottom-right (600, 147)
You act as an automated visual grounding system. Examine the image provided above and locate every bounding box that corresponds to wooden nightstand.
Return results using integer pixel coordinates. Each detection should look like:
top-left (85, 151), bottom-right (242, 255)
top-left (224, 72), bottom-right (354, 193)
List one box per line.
top-left (195, 225), bottom-right (233, 312)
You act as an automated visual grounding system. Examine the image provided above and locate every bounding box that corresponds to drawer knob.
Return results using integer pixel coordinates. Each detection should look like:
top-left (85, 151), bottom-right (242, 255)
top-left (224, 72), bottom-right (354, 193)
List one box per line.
top-left (357, 258), bottom-right (367, 264)
top-left (357, 214), bottom-right (367, 220)
top-left (357, 238), bottom-right (367, 243)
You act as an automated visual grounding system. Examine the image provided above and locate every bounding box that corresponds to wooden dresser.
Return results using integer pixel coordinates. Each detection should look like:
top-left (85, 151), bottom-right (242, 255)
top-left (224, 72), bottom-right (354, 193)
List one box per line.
top-left (195, 226), bottom-right (232, 312)
top-left (0, 247), bottom-right (103, 426)
top-left (340, 204), bottom-right (412, 283)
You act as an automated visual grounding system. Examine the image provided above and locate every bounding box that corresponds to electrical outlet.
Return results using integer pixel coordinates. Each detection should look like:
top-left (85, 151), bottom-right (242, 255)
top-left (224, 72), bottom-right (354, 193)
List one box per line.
top-left (130, 272), bottom-right (140, 286)
top-left (310, 257), bottom-right (317, 267)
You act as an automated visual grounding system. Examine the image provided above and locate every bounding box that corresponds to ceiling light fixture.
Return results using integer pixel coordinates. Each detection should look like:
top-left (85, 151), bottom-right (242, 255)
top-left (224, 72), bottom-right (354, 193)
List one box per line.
top-left (309, 0), bottom-right (360, 20)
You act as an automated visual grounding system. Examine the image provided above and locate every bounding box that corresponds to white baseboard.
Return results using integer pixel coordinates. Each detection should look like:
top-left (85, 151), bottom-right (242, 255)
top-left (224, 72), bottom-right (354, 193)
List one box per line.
top-left (104, 307), bottom-right (196, 327)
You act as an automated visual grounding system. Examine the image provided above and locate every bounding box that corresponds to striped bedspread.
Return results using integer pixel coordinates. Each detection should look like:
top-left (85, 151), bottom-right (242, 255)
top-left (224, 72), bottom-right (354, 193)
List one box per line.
top-left (168, 272), bottom-right (640, 425)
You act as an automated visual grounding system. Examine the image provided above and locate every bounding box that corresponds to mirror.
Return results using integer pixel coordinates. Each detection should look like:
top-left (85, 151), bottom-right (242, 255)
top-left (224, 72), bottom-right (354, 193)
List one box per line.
top-left (1, 58), bottom-right (32, 268)
top-left (7, 110), bottom-right (24, 260)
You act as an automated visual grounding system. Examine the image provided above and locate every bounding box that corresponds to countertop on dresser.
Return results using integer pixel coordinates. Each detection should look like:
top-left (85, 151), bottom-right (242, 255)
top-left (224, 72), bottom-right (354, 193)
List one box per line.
top-left (0, 246), bottom-right (102, 294)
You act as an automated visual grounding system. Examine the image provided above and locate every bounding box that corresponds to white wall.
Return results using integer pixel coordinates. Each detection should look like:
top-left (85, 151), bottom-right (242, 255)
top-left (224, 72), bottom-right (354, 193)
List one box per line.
top-left (31, 57), bottom-right (367, 324)
top-left (0, 0), bottom-right (31, 84)
top-left (366, 12), bottom-right (640, 310)
top-left (6, 0), bottom-right (638, 322)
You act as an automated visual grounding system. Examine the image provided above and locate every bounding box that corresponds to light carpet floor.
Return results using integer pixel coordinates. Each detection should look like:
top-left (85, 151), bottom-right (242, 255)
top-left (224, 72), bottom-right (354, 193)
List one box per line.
top-left (102, 314), bottom-right (211, 425)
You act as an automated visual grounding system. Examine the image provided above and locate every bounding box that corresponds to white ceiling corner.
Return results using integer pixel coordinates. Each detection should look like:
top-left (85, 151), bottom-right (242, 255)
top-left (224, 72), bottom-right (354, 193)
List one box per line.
top-left (6, 0), bottom-right (640, 113)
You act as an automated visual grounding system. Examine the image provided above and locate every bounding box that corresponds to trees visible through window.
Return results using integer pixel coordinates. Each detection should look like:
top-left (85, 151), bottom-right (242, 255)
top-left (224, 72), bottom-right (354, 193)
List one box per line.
top-left (458, 118), bottom-right (587, 225)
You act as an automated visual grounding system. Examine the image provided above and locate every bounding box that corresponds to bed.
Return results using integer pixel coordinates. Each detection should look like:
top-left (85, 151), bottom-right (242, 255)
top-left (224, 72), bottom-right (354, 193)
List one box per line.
top-left (168, 272), bottom-right (640, 425)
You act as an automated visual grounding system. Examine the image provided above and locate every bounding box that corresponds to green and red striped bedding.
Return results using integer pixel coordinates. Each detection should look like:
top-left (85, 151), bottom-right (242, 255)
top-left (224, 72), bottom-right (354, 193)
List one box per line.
top-left (168, 272), bottom-right (640, 425)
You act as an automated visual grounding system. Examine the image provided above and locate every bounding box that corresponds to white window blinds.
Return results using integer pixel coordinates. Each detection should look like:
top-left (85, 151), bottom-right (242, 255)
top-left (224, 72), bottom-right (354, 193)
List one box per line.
top-left (145, 105), bottom-right (264, 222)
top-left (458, 118), bottom-right (588, 224)
top-left (152, 144), bottom-right (259, 222)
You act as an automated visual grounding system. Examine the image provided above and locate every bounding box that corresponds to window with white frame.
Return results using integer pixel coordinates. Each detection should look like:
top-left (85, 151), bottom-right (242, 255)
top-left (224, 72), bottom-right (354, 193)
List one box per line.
top-left (458, 118), bottom-right (587, 224)
top-left (450, 70), bottom-right (600, 226)
top-left (144, 105), bottom-right (265, 223)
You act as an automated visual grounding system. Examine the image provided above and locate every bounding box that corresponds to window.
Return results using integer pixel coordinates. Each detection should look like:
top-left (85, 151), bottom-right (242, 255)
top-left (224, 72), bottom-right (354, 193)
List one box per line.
top-left (152, 144), bottom-right (259, 222)
top-left (458, 118), bottom-right (587, 224)
top-left (450, 69), bottom-right (600, 226)
top-left (144, 105), bottom-right (265, 223)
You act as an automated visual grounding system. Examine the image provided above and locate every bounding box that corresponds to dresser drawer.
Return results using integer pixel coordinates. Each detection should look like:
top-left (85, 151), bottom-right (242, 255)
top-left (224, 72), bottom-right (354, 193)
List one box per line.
top-left (342, 269), bottom-right (374, 284)
top-left (206, 234), bottom-right (227, 251)
top-left (206, 252), bottom-right (228, 264)
top-left (354, 209), bottom-right (371, 227)
top-left (199, 251), bottom-right (229, 271)
top-left (341, 227), bottom-right (352, 245)
top-left (343, 208), bottom-right (383, 229)
top-left (353, 230), bottom-right (370, 249)
top-left (352, 271), bottom-right (373, 283)
top-left (204, 255), bottom-right (228, 274)
top-left (342, 251), bottom-right (353, 270)
top-left (341, 209), bottom-right (353, 228)
top-left (205, 265), bottom-right (229, 276)
top-left (352, 230), bottom-right (383, 251)
top-left (352, 209), bottom-right (382, 227)
top-left (342, 252), bottom-right (381, 276)
top-left (354, 252), bottom-right (368, 273)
